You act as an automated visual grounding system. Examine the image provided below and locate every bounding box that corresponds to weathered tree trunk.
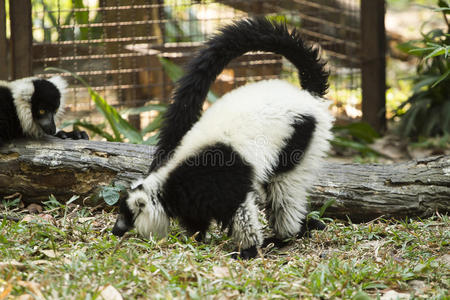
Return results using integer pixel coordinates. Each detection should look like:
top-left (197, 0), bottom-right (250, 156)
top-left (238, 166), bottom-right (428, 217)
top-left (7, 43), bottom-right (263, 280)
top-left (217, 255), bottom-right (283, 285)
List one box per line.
top-left (1, 137), bottom-right (449, 221)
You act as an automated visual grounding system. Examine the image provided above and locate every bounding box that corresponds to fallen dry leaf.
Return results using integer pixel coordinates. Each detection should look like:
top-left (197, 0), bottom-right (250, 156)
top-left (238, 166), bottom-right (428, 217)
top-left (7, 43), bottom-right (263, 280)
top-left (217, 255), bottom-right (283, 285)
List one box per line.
top-left (16, 295), bottom-right (34, 300)
top-left (3, 192), bottom-right (21, 201)
top-left (0, 260), bottom-right (26, 270)
top-left (212, 266), bottom-right (230, 278)
top-left (41, 250), bottom-right (59, 258)
top-left (30, 260), bottom-right (51, 266)
top-left (22, 214), bottom-right (55, 224)
top-left (99, 284), bottom-right (123, 300)
top-left (0, 283), bottom-right (12, 300)
top-left (26, 203), bottom-right (43, 214)
top-left (17, 281), bottom-right (44, 300)
top-left (380, 290), bottom-right (410, 300)
top-left (78, 217), bottom-right (96, 223)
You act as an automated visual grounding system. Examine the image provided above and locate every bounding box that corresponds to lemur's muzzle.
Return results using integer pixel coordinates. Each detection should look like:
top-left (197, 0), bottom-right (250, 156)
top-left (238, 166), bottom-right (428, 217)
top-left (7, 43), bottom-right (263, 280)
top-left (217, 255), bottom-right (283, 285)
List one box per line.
top-left (112, 214), bottom-right (132, 237)
top-left (37, 113), bottom-right (56, 135)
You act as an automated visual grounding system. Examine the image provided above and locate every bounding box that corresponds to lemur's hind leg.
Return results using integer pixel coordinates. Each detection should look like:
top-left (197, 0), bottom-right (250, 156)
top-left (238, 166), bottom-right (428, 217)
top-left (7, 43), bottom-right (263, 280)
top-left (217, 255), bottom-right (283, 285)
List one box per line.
top-left (263, 173), bottom-right (309, 247)
top-left (231, 190), bottom-right (263, 259)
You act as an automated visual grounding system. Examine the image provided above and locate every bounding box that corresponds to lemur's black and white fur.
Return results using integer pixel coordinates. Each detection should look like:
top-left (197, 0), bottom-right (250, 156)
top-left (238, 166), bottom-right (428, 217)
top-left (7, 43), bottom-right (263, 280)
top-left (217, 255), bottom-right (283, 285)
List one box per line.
top-left (0, 76), bottom-right (88, 146)
top-left (112, 18), bottom-right (334, 258)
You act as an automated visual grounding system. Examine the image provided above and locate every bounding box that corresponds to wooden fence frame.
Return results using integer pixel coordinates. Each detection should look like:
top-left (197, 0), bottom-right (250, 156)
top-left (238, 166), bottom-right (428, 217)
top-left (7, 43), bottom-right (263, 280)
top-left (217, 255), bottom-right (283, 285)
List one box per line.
top-left (0, 0), bottom-right (386, 132)
top-left (361, 0), bottom-right (386, 133)
top-left (0, 0), bottom-right (8, 80)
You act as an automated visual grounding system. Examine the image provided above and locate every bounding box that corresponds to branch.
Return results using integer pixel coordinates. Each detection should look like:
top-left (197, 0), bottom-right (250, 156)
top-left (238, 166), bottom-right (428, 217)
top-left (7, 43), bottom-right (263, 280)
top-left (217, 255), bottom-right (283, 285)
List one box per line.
top-left (1, 137), bottom-right (449, 221)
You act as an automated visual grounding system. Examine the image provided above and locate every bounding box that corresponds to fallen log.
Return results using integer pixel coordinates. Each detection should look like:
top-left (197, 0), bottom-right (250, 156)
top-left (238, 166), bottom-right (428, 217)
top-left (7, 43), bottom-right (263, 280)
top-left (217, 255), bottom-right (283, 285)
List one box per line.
top-left (1, 137), bottom-right (449, 221)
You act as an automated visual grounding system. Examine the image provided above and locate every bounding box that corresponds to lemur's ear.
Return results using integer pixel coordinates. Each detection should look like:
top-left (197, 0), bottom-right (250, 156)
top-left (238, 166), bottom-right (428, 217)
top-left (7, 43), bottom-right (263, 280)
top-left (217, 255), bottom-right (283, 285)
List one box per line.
top-left (135, 198), bottom-right (146, 209)
top-left (10, 77), bottom-right (35, 102)
top-left (47, 76), bottom-right (68, 93)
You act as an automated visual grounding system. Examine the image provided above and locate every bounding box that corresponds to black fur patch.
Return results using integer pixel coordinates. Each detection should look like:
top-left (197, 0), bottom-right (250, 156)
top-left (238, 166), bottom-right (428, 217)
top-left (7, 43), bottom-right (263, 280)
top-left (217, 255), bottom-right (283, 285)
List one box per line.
top-left (239, 245), bottom-right (258, 259)
top-left (134, 184), bottom-right (144, 191)
top-left (118, 192), bottom-right (134, 228)
top-left (151, 17), bottom-right (328, 171)
top-left (161, 143), bottom-right (253, 237)
top-left (31, 79), bottom-right (61, 119)
top-left (273, 115), bottom-right (316, 174)
top-left (0, 86), bottom-right (23, 145)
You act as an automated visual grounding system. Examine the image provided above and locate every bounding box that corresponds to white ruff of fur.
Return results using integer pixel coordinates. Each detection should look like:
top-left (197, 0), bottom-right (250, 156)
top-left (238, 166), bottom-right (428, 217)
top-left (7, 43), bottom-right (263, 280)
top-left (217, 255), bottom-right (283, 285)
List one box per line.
top-left (48, 76), bottom-right (68, 122)
top-left (9, 76), bottom-right (68, 137)
top-left (10, 77), bottom-right (42, 138)
top-left (129, 176), bottom-right (169, 240)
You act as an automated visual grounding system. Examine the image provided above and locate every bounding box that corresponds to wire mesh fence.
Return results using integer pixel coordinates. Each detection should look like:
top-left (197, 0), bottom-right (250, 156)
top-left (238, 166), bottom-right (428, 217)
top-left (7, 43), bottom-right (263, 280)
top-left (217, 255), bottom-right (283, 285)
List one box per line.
top-left (30, 0), bottom-right (362, 128)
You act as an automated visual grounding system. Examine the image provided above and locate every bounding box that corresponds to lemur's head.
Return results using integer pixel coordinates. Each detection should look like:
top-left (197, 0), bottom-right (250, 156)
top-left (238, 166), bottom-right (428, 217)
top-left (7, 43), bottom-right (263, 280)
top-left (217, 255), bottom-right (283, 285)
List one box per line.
top-left (112, 179), bottom-right (169, 240)
top-left (11, 76), bottom-right (67, 137)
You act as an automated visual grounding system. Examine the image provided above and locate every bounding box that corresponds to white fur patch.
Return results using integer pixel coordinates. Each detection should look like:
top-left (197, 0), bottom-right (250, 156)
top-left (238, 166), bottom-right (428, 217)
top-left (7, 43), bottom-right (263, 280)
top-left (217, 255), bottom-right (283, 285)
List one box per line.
top-left (10, 77), bottom-right (43, 138)
top-left (157, 80), bottom-right (333, 182)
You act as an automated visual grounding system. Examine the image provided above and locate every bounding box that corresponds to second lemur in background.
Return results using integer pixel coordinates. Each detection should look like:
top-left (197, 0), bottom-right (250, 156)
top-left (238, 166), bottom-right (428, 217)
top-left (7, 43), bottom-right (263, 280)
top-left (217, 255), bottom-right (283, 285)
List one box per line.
top-left (113, 18), bottom-right (334, 258)
top-left (0, 76), bottom-right (88, 146)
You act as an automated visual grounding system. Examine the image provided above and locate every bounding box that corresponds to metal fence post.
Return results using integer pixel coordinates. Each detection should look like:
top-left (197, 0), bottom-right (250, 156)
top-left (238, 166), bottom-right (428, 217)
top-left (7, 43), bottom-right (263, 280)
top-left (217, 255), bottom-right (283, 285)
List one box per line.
top-left (361, 0), bottom-right (386, 133)
top-left (10, 0), bottom-right (33, 79)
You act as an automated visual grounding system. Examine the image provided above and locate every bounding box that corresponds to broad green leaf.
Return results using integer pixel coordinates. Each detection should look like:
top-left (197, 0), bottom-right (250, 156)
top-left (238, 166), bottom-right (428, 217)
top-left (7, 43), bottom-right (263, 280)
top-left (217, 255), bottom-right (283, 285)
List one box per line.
top-left (121, 105), bottom-right (167, 115)
top-left (319, 199), bottom-right (336, 217)
top-left (100, 186), bottom-right (122, 206)
top-left (158, 57), bottom-right (184, 82)
top-left (331, 136), bottom-right (381, 156)
top-left (412, 76), bottom-right (441, 92)
top-left (431, 69), bottom-right (450, 87)
top-left (333, 122), bottom-right (380, 143)
top-left (424, 47), bottom-right (447, 59)
top-left (143, 133), bottom-right (160, 145)
top-left (141, 113), bottom-right (164, 135)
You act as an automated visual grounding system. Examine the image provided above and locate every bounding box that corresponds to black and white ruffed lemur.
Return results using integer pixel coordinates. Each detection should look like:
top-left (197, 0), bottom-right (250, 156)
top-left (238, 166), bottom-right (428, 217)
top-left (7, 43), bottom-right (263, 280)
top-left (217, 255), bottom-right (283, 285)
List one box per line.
top-left (0, 76), bottom-right (88, 147)
top-left (112, 18), bottom-right (334, 259)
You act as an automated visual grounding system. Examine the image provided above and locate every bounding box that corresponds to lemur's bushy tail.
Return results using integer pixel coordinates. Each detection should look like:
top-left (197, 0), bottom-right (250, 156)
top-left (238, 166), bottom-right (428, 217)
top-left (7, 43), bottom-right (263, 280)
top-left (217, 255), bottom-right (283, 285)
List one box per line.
top-left (152, 17), bottom-right (328, 170)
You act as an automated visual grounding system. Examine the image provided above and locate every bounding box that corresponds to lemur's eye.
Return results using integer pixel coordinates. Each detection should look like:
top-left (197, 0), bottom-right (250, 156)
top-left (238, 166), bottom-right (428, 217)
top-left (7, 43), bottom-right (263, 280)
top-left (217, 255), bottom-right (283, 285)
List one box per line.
top-left (39, 109), bottom-right (46, 115)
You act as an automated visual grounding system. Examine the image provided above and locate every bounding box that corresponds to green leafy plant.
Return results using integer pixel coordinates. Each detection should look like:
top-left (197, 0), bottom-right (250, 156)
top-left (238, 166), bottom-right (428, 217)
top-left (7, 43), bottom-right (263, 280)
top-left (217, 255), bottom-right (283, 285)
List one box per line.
top-left (396, 0), bottom-right (450, 138)
top-left (47, 67), bottom-right (166, 144)
top-left (48, 56), bottom-right (219, 144)
top-left (306, 198), bottom-right (336, 224)
top-left (34, 0), bottom-right (103, 42)
top-left (331, 122), bottom-right (382, 157)
top-left (99, 184), bottom-right (126, 206)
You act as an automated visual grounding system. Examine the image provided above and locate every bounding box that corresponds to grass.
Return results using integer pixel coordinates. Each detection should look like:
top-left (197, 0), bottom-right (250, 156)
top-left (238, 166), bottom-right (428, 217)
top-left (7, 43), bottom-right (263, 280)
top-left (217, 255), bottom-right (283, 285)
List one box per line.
top-left (0, 200), bottom-right (448, 299)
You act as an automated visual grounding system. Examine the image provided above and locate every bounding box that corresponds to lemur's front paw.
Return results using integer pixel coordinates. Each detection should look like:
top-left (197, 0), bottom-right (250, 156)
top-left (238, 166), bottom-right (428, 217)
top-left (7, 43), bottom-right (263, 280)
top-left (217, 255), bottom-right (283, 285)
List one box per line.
top-left (298, 218), bottom-right (326, 238)
top-left (232, 246), bottom-right (258, 259)
top-left (55, 130), bottom-right (89, 140)
top-left (262, 236), bottom-right (290, 248)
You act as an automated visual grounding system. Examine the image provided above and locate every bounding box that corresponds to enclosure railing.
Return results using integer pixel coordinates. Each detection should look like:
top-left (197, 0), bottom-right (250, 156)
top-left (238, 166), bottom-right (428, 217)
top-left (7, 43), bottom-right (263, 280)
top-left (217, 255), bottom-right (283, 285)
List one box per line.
top-left (0, 0), bottom-right (386, 132)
